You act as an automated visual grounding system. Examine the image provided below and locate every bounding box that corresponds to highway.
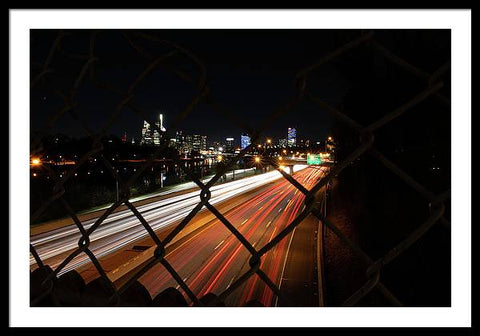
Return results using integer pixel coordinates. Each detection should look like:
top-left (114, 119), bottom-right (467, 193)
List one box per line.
top-left (79, 167), bottom-right (257, 213)
top-left (138, 166), bottom-right (327, 306)
top-left (30, 165), bottom-right (309, 277)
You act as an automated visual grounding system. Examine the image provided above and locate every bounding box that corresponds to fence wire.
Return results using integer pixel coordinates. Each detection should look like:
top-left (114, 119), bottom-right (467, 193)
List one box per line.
top-left (29, 29), bottom-right (451, 307)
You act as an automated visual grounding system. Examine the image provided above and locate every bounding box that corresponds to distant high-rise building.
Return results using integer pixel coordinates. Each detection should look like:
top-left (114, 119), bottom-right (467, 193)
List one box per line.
top-left (225, 137), bottom-right (235, 153)
top-left (241, 134), bottom-right (251, 150)
top-left (184, 134), bottom-right (193, 153)
top-left (141, 121), bottom-right (153, 145)
top-left (159, 113), bottom-right (166, 132)
top-left (287, 127), bottom-right (297, 147)
top-left (153, 113), bottom-right (166, 146)
top-left (153, 128), bottom-right (161, 145)
top-left (121, 131), bottom-right (127, 143)
top-left (279, 138), bottom-right (287, 147)
top-left (192, 134), bottom-right (207, 152)
top-left (141, 113), bottom-right (166, 146)
top-left (174, 132), bottom-right (207, 154)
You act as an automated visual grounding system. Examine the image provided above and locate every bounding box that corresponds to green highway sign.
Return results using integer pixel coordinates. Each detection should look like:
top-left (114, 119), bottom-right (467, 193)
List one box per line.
top-left (307, 154), bottom-right (322, 165)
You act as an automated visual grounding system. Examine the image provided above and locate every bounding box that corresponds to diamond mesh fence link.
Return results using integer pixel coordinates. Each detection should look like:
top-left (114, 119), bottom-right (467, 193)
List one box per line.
top-left (29, 29), bottom-right (451, 307)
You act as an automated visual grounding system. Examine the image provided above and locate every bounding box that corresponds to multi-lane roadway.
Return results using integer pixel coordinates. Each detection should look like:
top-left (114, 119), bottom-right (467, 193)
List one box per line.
top-left (137, 166), bottom-right (326, 306)
top-left (31, 165), bottom-right (326, 306)
top-left (31, 166), bottom-right (309, 275)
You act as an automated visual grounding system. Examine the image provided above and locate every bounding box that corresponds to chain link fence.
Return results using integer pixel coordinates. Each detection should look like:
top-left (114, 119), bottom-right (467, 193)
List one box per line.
top-left (29, 29), bottom-right (451, 307)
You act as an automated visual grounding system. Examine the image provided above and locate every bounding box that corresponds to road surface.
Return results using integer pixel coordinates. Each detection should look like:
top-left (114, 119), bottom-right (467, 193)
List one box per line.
top-left (137, 166), bottom-right (327, 306)
top-left (30, 165), bottom-right (308, 278)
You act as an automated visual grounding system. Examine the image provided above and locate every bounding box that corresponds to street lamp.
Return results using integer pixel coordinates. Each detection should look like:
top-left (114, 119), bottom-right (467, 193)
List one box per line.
top-left (31, 158), bottom-right (41, 166)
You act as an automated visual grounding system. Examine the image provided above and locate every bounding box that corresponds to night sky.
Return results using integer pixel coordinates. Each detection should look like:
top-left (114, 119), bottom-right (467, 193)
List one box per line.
top-left (30, 29), bottom-right (450, 146)
top-left (30, 29), bottom-right (360, 144)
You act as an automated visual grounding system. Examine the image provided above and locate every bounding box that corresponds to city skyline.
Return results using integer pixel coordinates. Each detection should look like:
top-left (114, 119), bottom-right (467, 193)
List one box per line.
top-left (33, 114), bottom-right (321, 148)
top-left (37, 111), bottom-right (320, 154)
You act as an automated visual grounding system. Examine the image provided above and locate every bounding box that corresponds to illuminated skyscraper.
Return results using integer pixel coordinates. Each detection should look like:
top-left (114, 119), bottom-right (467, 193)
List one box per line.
top-left (153, 128), bottom-right (160, 145)
top-left (153, 113), bottom-right (166, 146)
top-left (141, 121), bottom-right (153, 145)
top-left (141, 113), bottom-right (166, 146)
top-left (184, 134), bottom-right (193, 153)
top-left (192, 134), bottom-right (207, 152)
top-left (240, 133), bottom-right (251, 150)
top-left (174, 131), bottom-right (184, 152)
top-left (287, 127), bottom-right (297, 147)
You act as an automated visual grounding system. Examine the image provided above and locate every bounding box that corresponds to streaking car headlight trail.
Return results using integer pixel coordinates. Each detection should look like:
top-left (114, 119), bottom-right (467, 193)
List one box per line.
top-left (30, 165), bottom-right (308, 276)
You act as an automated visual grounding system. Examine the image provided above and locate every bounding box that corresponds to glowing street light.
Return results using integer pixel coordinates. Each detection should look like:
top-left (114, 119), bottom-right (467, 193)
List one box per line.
top-left (278, 156), bottom-right (283, 160)
top-left (31, 158), bottom-right (41, 166)
top-left (254, 157), bottom-right (261, 163)
top-left (217, 155), bottom-right (223, 162)
top-left (266, 139), bottom-right (271, 144)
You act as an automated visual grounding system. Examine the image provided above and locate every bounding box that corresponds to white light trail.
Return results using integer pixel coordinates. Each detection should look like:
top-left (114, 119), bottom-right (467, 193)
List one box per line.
top-left (30, 165), bottom-right (308, 275)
